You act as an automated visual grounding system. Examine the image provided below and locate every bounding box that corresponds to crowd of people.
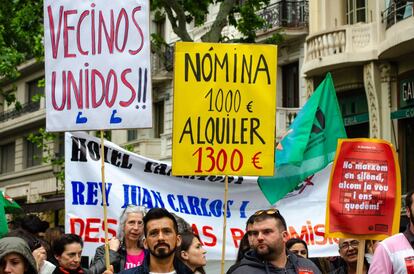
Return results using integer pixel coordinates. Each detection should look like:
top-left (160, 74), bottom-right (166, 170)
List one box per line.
top-left (1, 190), bottom-right (414, 274)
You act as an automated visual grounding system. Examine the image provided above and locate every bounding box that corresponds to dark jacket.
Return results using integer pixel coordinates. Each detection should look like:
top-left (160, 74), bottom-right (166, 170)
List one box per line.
top-left (0, 236), bottom-right (38, 274)
top-left (227, 250), bottom-right (322, 274)
top-left (89, 243), bottom-right (129, 274)
top-left (118, 254), bottom-right (193, 274)
top-left (328, 259), bottom-right (370, 274)
top-left (52, 266), bottom-right (91, 274)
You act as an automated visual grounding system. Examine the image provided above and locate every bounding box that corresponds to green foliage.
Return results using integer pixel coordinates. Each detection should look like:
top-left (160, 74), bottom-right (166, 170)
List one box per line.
top-left (151, 0), bottom-right (279, 43)
top-left (0, 0), bottom-right (43, 77)
top-left (264, 32), bottom-right (284, 44)
top-left (123, 144), bottom-right (135, 152)
top-left (0, 0), bottom-right (44, 106)
top-left (233, 0), bottom-right (270, 42)
top-left (27, 128), bottom-right (65, 187)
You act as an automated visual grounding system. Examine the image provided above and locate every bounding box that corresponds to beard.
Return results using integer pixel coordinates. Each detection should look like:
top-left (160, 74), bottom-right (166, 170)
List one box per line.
top-left (149, 243), bottom-right (176, 259)
top-left (255, 239), bottom-right (284, 261)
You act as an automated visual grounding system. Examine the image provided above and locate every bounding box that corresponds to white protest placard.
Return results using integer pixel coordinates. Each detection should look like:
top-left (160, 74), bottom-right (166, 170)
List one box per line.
top-left (65, 132), bottom-right (339, 261)
top-left (44, 0), bottom-right (152, 131)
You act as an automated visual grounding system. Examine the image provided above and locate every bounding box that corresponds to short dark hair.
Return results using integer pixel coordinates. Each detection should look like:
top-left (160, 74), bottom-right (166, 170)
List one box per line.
top-left (251, 209), bottom-right (287, 231)
top-left (286, 238), bottom-right (308, 252)
top-left (143, 208), bottom-right (178, 236)
top-left (52, 234), bottom-right (83, 256)
top-left (406, 191), bottom-right (414, 210)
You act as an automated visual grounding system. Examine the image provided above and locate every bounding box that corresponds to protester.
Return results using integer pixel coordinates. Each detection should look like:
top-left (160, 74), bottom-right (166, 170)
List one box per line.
top-left (103, 207), bottom-right (192, 274)
top-left (369, 190), bottom-right (414, 273)
top-left (227, 208), bottom-right (321, 274)
top-left (330, 238), bottom-right (369, 274)
top-left (176, 231), bottom-right (206, 274)
top-left (286, 238), bottom-right (308, 258)
top-left (52, 234), bottom-right (90, 274)
top-left (44, 227), bottom-right (64, 265)
top-left (18, 215), bottom-right (49, 239)
top-left (0, 236), bottom-right (38, 274)
top-left (286, 238), bottom-right (336, 273)
top-left (44, 227), bottom-right (64, 251)
top-left (6, 228), bottom-right (55, 274)
top-left (90, 205), bottom-right (147, 273)
top-left (235, 234), bottom-right (251, 263)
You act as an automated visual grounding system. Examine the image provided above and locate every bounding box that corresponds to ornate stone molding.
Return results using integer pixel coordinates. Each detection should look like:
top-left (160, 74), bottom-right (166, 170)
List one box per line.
top-left (364, 63), bottom-right (380, 138)
top-left (379, 62), bottom-right (394, 108)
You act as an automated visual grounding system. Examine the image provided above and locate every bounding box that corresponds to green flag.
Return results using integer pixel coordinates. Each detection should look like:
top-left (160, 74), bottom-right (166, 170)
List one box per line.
top-left (258, 73), bottom-right (346, 204)
top-left (0, 191), bottom-right (21, 237)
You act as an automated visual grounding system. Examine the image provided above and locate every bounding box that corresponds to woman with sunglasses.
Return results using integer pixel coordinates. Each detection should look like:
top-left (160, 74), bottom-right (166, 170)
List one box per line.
top-left (90, 205), bottom-right (147, 274)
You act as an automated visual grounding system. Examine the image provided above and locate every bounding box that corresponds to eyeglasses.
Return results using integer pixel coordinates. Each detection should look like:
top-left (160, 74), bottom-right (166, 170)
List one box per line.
top-left (339, 240), bottom-right (359, 250)
top-left (254, 208), bottom-right (280, 216)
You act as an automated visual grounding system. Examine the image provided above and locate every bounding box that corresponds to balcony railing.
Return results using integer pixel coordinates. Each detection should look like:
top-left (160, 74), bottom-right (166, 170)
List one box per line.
top-left (382, 1), bottom-right (413, 29)
top-left (151, 43), bottom-right (173, 75)
top-left (276, 107), bottom-right (300, 139)
top-left (305, 22), bottom-right (376, 63)
top-left (257, 0), bottom-right (308, 32)
top-left (0, 101), bottom-right (40, 123)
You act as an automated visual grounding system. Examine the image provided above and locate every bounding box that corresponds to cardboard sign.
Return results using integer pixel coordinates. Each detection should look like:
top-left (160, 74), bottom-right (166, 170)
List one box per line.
top-left (325, 138), bottom-right (401, 239)
top-left (172, 42), bottom-right (277, 176)
top-left (44, 0), bottom-right (152, 131)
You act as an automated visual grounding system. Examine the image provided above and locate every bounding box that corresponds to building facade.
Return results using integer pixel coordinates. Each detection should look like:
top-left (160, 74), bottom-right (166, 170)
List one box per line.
top-left (302, 0), bottom-right (414, 193)
top-left (0, 0), bottom-right (308, 222)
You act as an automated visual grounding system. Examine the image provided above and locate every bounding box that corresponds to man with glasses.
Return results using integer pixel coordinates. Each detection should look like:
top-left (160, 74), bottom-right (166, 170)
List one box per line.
top-left (227, 209), bottom-right (321, 274)
top-left (331, 239), bottom-right (369, 274)
top-left (369, 190), bottom-right (414, 274)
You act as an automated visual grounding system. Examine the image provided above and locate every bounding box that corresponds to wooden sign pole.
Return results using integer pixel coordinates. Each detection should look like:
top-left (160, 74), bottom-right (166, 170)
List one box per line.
top-left (100, 130), bottom-right (111, 270)
top-left (356, 239), bottom-right (366, 274)
top-left (220, 175), bottom-right (229, 274)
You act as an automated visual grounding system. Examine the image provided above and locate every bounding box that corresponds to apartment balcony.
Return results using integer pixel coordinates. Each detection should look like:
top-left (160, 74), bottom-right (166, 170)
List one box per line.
top-left (0, 100), bottom-right (46, 133)
top-left (151, 44), bottom-right (173, 84)
top-left (276, 107), bottom-right (300, 141)
top-left (302, 23), bottom-right (378, 76)
top-left (257, 0), bottom-right (308, 38)
top-left (379, 1), bottom-right (414, 59)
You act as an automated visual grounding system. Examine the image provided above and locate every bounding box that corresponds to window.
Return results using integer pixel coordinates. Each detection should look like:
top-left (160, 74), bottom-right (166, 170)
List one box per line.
top-left (282, 62), bottom-right (299, 108)
top-left (27, 78), bottom-right (44, 106)
top-left (153, 100), bottom-right (164, 138)
top-left (26, 138), bottom-right (42, 167)
top-left (127, 129), bottom-right (138, 142)
top-left (57, 133), bottom-right (65, 157)
top-left (346, 0), bottom-right (366, 24)
top-left (0, 143), bottom-right (15, 174)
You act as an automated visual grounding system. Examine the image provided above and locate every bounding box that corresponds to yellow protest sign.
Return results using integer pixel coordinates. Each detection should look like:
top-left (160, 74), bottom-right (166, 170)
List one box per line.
top-left (172, 42), bottom-right (277, 176)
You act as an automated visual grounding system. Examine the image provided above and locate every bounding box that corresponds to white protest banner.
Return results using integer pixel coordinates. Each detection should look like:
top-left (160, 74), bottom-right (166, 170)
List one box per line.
top-left (44, 0), bottom-right (152, 131)
top-left (65, 132), bottom-right (338, 261)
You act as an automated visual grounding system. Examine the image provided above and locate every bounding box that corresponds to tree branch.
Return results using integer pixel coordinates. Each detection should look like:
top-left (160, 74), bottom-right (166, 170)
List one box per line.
top-left (161, 0), bottom-right (193, 41)
top-left (201, 0), bottom-right (237, 42)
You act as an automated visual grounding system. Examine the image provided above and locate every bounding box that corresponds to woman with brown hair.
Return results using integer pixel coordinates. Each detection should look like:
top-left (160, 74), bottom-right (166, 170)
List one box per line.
top-left (176, 232), bottom-right (207, 274)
